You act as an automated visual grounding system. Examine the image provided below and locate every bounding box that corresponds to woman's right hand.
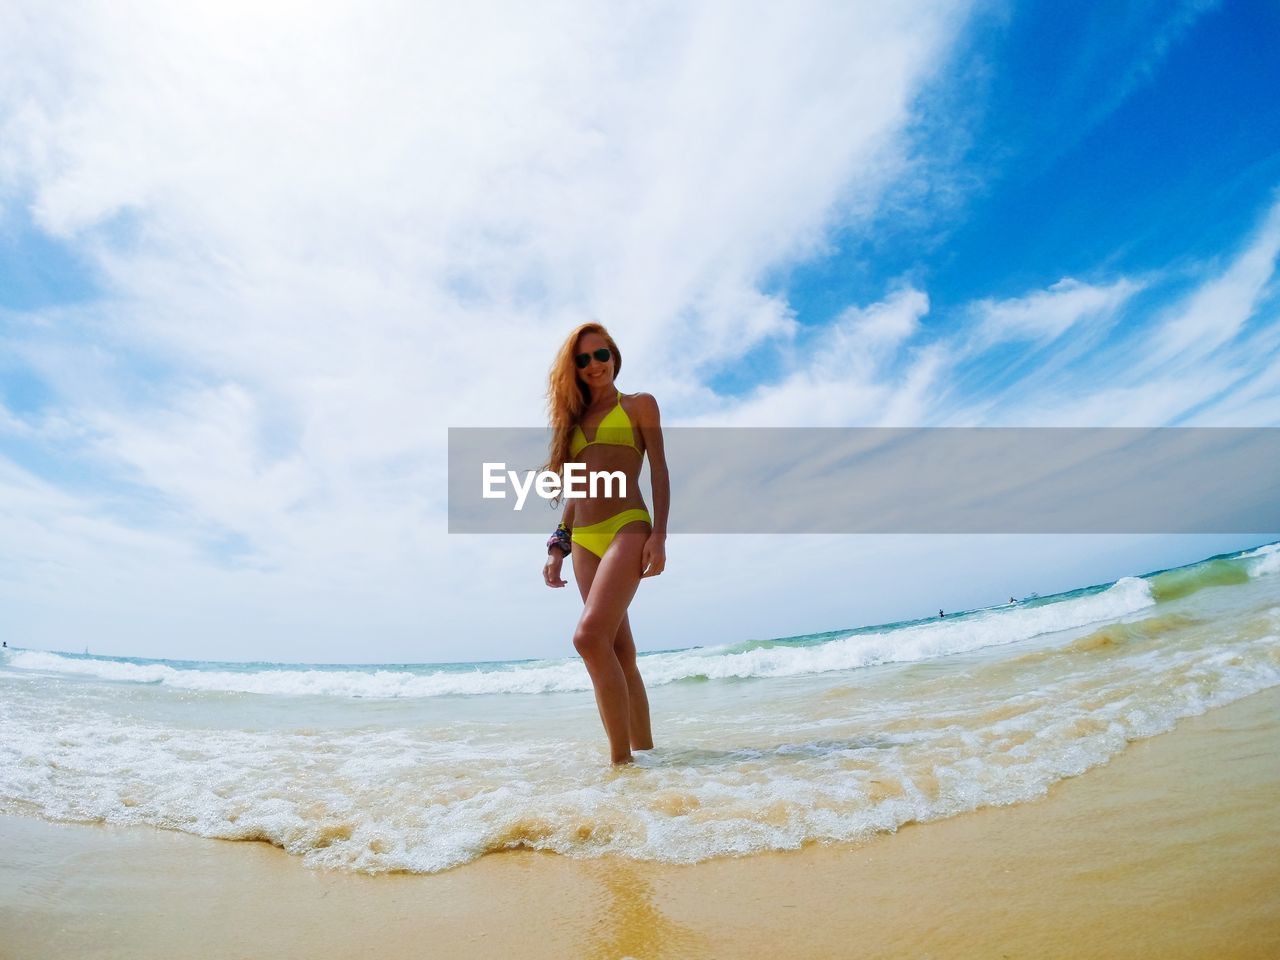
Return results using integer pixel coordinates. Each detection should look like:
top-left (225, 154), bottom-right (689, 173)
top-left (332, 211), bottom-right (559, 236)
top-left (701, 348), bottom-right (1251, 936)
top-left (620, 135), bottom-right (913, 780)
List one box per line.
top-left (543, 550), bottom-right (568, 588)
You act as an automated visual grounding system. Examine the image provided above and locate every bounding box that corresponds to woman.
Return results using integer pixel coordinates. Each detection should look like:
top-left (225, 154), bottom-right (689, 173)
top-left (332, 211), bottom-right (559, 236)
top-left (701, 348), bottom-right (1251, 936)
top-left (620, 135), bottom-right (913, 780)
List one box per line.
top-left (542, 322), bottom-right (669, 765)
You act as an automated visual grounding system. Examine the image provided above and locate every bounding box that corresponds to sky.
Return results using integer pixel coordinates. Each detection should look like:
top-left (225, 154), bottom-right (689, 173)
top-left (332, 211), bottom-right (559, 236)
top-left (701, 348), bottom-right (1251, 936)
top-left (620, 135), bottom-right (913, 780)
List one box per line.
top-left (2, 0), bottom-right (1278, 664)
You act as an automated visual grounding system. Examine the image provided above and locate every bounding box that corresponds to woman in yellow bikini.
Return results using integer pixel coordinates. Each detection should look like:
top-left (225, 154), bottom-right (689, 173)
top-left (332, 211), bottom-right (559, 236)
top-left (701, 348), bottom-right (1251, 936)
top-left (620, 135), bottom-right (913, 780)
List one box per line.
top-left (542, 322), bottom-right (669, 765)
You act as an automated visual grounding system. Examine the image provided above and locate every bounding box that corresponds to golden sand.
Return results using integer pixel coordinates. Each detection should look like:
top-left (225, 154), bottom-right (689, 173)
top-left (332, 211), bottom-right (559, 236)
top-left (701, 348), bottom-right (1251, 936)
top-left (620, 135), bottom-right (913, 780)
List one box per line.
top-left (2, 686), bottom-right (1278, 960)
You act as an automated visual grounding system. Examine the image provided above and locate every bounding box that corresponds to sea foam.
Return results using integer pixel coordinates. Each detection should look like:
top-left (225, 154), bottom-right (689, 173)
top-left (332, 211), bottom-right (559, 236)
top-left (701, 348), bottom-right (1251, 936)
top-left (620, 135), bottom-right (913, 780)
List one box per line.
top-left (4, 577), bottom-right (1155, 698)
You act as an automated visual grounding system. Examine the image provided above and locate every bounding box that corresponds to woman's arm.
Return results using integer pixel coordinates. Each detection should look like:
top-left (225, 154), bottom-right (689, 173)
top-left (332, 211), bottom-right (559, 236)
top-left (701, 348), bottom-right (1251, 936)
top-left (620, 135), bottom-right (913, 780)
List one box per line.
top-left (543, 494), bottom-right (575, 588)
top-left (635, 393), bottom-right (668, 577)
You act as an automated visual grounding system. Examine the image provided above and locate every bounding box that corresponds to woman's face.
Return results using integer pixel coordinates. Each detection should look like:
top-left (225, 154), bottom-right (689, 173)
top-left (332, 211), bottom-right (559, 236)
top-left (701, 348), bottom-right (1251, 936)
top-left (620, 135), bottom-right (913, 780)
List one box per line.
top-left (575, 332), bottom-right (615, 391)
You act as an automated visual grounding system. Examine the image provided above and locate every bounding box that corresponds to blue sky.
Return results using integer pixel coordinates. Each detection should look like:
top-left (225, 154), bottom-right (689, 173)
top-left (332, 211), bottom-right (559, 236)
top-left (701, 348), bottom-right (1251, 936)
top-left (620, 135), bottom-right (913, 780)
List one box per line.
top-left (937, 0), bottom-right (1280, 287)
top-left (1, 0), bottom-right (1277, 663)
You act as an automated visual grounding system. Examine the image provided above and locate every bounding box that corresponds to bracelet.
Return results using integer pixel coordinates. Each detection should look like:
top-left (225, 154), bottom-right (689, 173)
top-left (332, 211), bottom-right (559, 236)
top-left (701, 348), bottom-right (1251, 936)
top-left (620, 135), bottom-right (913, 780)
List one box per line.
top-left (546, 521), bottom-right (571, 556)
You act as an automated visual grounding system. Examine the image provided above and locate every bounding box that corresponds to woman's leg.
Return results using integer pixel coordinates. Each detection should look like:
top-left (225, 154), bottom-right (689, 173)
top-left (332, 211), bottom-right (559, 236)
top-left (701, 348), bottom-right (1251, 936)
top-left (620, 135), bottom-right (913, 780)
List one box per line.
top-left (571, 546), bottom-right (610, 735)
top-left (571, 524), bottom-right (649, 764)
top-left (575, 553), bottom-right (654, 750)
top-left (612, 614), bottom-right (654, 750)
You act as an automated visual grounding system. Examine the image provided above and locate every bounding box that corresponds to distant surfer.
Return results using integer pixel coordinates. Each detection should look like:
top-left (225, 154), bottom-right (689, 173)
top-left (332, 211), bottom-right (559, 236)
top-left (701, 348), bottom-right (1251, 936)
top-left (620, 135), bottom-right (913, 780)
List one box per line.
top-left (542, 323), bottom-right (668, 766)
top-left (938, 609), bottom-right (944, 618)
top-left (1010, 597), bottom-right (1017, 604)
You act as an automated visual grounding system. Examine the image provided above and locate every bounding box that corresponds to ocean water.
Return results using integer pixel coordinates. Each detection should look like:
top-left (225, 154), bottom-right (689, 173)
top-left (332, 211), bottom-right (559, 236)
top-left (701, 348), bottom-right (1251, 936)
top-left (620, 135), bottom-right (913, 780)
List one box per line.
top-left (2, 542), bottom-right (1278, 875)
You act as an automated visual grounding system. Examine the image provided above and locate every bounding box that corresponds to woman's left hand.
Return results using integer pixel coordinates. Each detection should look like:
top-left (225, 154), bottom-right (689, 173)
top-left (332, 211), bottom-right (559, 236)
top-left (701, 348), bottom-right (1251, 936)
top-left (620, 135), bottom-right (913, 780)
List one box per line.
top-left (641, 534), bottom-right (666, 578)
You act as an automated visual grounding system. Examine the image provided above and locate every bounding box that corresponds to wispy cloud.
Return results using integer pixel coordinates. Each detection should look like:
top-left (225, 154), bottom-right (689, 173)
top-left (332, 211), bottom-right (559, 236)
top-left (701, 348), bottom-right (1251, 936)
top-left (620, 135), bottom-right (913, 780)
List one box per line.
top-left (958, 197), bottom-right (1280, 426)
top-left (698, 286), bottom-right (937, 426)
top-left (1146, 196), bottom-right (1280, 368)
top-left (967, 276), bottom-right (1143, 350)
top-left (707, 194), bottom-right (1280, 430)
top-left (1077, 0), bottom-right (1223, 137)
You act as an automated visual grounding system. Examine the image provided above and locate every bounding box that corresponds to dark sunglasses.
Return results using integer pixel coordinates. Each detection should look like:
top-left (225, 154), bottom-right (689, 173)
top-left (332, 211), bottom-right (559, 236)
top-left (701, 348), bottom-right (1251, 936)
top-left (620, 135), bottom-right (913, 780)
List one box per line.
top-left (574, 347), bottom-right (612, 369)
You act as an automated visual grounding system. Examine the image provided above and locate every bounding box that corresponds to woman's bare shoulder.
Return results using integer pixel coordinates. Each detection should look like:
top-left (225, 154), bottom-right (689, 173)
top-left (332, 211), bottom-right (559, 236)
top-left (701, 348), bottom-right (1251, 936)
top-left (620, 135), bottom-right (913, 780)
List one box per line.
top-left (620, 390), bottom-right (659, 407)
top-left (620, 391), bottom-right (661, 421)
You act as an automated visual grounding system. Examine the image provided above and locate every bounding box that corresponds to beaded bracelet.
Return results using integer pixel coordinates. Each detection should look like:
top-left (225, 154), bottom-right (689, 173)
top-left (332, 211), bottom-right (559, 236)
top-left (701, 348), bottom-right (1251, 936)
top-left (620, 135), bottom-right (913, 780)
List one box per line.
top-left (547, 521), bottom-right (571, 556)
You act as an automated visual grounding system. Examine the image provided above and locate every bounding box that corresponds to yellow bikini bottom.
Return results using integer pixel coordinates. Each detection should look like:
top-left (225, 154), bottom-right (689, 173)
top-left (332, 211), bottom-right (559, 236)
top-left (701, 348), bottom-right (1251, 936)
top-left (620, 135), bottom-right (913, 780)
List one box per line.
top-left (571, 508), bottom-right (652, 560)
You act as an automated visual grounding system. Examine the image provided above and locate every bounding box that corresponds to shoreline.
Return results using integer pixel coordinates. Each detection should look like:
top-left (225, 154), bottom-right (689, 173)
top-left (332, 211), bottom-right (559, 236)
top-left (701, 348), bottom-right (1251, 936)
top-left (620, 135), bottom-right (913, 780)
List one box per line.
top-left (3, 685), bottom-right (1278, 959)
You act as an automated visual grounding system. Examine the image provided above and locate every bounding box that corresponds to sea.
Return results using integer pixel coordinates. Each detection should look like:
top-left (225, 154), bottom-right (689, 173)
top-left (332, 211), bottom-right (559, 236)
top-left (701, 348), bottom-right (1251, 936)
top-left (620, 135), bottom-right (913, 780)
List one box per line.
top-left (2, 542), bottom-right (1277, 875)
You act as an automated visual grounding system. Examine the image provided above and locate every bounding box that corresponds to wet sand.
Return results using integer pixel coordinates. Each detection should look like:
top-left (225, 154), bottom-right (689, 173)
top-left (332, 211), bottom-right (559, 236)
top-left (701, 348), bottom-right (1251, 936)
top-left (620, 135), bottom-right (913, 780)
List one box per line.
top-left (2, 685), bottom-right (1278, 960)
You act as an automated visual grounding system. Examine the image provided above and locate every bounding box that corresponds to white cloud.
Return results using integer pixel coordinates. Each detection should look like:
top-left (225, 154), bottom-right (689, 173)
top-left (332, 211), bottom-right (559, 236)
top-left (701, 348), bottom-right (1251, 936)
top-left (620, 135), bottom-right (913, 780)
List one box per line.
top-left (1185, 323), bottom-right (1280, 426)
top-left (967, 276), bottom-right (1143, 349)
top-left (693, 286), bottom-right (934, 426)
top-left (1145, 196), bottom-right (1280, 369)
top-left (1077, 0), bottom-right (1223, 138)
top-left (926, 196), bottom-right (1280, 428)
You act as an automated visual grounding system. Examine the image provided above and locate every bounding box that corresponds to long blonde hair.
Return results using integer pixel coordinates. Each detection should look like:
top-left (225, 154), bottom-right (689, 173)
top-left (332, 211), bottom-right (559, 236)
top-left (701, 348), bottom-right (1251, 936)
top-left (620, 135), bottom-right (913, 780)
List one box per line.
top-left (543, 321), bottom-right (622, 478)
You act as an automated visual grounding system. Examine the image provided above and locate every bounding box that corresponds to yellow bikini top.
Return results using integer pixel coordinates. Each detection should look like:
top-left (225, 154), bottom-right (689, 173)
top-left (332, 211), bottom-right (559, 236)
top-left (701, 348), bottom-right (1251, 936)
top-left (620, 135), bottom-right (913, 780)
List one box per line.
top-left (570, 392), bottom-right (640, 458)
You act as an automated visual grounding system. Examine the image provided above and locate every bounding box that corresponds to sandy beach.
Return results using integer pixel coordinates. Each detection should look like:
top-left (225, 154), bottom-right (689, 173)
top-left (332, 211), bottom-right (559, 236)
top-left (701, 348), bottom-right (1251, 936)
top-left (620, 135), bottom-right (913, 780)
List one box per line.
top-left (2, 684), bottom-right (1276, 960)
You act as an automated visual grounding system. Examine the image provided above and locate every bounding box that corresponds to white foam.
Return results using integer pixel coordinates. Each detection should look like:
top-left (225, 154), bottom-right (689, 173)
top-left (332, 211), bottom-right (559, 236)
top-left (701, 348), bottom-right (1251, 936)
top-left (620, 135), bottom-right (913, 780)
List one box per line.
top-left (5, 650), bottom-right (596, 698)
top-left (5, 579), bottom-right (1155, 698)
top-left (670, 577), bottom-right (1156, 682)
top-left (2, 628), bottom-right (1275, 875)
top-left (1243, 542), bottom-right (1280, 578)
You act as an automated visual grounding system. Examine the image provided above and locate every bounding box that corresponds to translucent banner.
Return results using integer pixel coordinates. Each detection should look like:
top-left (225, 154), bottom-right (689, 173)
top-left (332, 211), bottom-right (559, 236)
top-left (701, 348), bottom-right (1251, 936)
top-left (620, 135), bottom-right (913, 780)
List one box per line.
top-left (448, 427), bottom-right (1280, 534)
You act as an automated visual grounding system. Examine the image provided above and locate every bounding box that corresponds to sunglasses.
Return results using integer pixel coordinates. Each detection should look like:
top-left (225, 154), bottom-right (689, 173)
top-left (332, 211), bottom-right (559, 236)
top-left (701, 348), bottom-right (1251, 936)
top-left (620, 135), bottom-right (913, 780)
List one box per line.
top-left (574, 347), bottom-right (612, 369)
